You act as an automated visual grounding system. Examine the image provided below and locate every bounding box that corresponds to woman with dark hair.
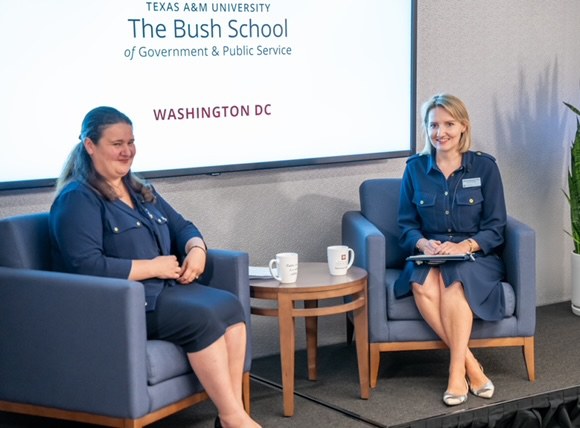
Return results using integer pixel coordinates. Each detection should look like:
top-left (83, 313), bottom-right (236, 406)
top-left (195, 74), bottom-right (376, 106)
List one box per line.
top-left (50, 106), bottom-right (260, 428)
top-left (396, 94), bottom-right (506, 406)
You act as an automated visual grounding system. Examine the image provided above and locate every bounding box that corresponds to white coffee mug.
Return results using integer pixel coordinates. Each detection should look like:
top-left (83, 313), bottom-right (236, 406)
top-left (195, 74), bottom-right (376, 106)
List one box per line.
top-left (327, 245), bottom-right (355, 276)
top-left (269, 252), bottom-right (298, 283)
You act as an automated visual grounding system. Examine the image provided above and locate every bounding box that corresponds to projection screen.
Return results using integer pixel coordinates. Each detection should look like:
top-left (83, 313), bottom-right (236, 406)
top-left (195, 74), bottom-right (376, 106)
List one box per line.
top-left (0, 0), bottom-right (416, 190)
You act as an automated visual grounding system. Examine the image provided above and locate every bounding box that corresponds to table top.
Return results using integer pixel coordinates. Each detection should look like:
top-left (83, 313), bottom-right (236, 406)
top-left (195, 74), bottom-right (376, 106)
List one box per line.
top-left (249, 262), bottom-right (367, 293)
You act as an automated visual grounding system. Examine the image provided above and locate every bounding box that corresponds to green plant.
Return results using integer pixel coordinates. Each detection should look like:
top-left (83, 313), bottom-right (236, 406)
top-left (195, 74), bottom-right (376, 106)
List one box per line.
top-left (564, 101), bottom-right (580, 253)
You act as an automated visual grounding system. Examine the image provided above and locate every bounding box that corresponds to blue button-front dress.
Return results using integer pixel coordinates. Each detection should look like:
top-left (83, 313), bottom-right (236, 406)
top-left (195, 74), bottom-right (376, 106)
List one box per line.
top-left (395, 151), bottom-right (507, 321)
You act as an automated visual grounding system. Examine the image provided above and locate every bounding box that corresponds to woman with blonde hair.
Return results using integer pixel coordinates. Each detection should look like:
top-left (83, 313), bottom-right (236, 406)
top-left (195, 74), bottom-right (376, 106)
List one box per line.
top-left (396, 94), bottom-right (506, 406)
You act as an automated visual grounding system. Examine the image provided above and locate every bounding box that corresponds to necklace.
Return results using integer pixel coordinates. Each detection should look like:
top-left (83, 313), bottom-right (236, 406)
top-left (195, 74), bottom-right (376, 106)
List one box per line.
top-left (108, 180), bottom-right (134, 208)
top-left (107, 180), bottom-right (126, 196)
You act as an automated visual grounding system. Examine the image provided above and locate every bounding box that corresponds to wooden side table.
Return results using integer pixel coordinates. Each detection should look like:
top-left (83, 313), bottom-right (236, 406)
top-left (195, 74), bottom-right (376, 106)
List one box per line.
top-left (250, 262), bottom-right (369, 416)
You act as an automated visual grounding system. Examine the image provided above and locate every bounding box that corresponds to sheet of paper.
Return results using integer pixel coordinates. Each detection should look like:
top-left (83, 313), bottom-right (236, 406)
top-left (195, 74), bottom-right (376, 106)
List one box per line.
top-left (249, 266), bottom-right (273, 279)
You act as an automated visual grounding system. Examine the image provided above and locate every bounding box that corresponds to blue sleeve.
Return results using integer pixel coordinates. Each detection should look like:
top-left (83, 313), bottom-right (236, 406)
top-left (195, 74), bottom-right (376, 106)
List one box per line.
top-left (472, 161), bottom-right (507, 254)
top-left (154, 193), bottom-right (203, 257)
top-left (50, 186), bottom-right (132, 278)
top-left (398, 165), bottom-right (424, 254)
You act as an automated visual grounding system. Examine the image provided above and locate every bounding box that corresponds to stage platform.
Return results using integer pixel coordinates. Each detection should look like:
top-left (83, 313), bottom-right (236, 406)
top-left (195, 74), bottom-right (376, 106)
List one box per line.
top-left (1, 301), bottom-right (579, 427)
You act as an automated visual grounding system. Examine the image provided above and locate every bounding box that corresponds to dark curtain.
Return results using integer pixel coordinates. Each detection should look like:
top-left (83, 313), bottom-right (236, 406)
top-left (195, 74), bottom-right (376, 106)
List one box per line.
top-left (397, 386), bottom-right (580, 428)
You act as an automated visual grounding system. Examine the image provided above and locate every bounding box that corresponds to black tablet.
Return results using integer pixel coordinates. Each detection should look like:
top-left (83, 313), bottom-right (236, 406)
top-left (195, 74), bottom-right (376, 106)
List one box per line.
top-left (406, 254), bottom-right (474, 265)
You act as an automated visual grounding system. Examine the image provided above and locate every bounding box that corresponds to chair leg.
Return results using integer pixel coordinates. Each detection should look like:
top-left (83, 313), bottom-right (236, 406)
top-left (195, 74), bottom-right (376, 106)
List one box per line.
top-left (523, 336), bottom-right (536, 381)
top-left (242, 372), bottom-right (251, 414)
top-left (370, 344), bottom-right (381, 388)
top-left (345, 313), bottom-right (354, 345)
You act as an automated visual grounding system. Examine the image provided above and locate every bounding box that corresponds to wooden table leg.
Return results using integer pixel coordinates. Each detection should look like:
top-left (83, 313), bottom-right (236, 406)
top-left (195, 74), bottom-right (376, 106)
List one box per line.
top-left (352, 289), bottom-right (370, 399)
top-left (304, 299), bottom-right (318, 380)
top-left (278, 294), bottom-right (296, 416)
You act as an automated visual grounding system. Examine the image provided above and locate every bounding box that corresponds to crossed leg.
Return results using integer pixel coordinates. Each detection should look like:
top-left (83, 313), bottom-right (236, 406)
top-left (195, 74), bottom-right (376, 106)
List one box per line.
top-left (412, 268), bottom-right (490, 395)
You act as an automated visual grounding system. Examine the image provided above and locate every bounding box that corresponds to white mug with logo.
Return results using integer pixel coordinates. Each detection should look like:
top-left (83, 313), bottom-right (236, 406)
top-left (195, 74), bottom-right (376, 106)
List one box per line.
top-left (269, 252), bottom-right (299, 283)
top-left (327, 245), bottom-right (355, 276)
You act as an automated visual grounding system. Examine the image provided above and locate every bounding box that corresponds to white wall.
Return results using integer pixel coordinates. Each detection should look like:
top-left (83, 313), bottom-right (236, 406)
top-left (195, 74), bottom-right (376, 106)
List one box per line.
top-left (416, 0), bottom-right (580, 305)
top-left (2, 0), bottom-right (580, 356)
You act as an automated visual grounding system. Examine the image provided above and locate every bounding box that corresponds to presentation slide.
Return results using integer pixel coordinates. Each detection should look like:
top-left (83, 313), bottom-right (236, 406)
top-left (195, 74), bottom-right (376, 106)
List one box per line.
top-left (0, 0), bottom-right (415, 189)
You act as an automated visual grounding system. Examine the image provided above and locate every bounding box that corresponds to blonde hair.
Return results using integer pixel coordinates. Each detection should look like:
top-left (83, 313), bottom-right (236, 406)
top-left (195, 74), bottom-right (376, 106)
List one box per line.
top-left (420, 94), bottom-right (472, 155)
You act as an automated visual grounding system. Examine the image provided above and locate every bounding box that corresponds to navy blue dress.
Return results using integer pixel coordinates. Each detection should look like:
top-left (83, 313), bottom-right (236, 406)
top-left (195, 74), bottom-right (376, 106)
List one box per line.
top-left (49, 179), bottom-right (244, 352)
top-left (395, 151), bottom-right (507, 321)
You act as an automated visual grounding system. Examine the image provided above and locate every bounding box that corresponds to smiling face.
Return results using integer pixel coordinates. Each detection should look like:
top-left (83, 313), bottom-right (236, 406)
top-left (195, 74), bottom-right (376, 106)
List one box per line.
top-left (427, 106), bottom-right (467, 154)
top-left (84, 123), bottom-right (135, 182)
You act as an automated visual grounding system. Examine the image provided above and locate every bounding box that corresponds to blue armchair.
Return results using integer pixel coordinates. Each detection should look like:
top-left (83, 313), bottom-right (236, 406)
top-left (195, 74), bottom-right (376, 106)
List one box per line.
top-left (0, 212), bottom-right (252, 427)
top-left (342, 178), bottom-right (536, 388)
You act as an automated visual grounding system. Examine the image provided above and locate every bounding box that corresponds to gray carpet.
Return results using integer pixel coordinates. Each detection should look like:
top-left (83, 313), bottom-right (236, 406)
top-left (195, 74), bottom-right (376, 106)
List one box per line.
top-left (1, 301), bottom-right (579, 427)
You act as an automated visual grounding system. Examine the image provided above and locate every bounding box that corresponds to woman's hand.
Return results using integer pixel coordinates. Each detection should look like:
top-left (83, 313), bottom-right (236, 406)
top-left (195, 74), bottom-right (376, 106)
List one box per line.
top-left (434, 240), bottom-right (470, 255)
top-left (418, 238), bottom-right (442, 255)
top-left (151, 255), bottom-right (182, 279)
top-left (417, 238), bottom-right (473, 255)
top-left (177, 247), bottom-right (206, 284)
top-left (130, 255), bottom-right (182, 281)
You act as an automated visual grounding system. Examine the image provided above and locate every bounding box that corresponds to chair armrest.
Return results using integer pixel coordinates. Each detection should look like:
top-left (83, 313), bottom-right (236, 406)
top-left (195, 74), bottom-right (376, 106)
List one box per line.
top-left (200, 249), bottom-right (252, 370)
top-left (342, 211), bottom-right (388, 333)
top-left (0, 266), bottom-right (149, 419)
top-left (201, 249), bottom-right (249, 297)
top-left (503, 216), bottom-right (536, 336)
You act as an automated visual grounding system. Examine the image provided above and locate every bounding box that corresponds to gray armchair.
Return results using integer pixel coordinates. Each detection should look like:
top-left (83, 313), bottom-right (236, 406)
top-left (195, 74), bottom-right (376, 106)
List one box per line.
top-left (0, 212), bottom-right (252, 427)
top-left (342, 178), bottom-right (536, 388)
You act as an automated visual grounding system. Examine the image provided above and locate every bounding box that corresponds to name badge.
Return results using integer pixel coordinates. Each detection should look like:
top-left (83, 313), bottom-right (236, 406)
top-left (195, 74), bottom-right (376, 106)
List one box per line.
top-left (462, 177), bottom-right (481, 188)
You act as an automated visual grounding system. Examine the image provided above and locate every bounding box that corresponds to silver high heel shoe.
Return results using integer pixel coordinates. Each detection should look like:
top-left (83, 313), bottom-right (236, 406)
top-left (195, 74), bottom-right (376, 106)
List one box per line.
top-left (468, 379), bottom-right (495, 399)
top-left (467, 363), bottom-right (495, 399)
top-left (443, 380), bottom-right (468, 406)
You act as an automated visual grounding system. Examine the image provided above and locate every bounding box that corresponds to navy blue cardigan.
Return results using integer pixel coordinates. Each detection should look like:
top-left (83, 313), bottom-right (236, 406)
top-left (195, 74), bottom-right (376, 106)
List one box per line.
top-left (49, 180), bottom-right (202, 311)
